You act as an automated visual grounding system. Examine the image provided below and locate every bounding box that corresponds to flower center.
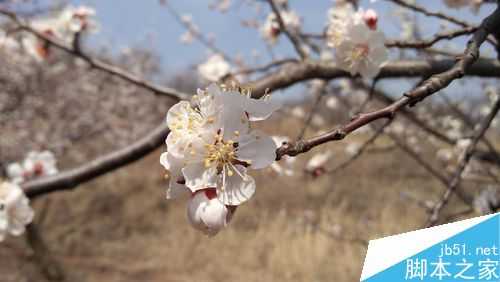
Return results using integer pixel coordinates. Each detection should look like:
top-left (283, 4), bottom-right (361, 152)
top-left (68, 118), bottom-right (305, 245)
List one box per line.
top-left (352, 44), bottom-right (369, 60)
top-left (204, 133), bottom-right (238, 175)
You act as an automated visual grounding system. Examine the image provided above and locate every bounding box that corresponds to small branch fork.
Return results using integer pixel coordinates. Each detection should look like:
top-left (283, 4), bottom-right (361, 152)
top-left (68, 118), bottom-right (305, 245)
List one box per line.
top-left (386, 27), bottom-right (477, 49)
top-left (387, 0), bottom-right (498, 48)
top-left (387, 0), bottom-right (474, 27)
top-left (276, 4), bottom-right (500, 160)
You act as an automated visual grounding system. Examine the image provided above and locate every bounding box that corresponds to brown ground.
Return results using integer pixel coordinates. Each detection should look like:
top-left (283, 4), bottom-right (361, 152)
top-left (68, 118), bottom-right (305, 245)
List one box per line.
top-left (0, 118), bottom-right (484, 282)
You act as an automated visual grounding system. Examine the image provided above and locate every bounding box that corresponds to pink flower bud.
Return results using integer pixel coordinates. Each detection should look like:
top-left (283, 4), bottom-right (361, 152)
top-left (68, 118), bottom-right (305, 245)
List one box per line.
top-left (187, 188), bottom-right (235, 236)
top-left (363, 9), bottom-right (378, 30)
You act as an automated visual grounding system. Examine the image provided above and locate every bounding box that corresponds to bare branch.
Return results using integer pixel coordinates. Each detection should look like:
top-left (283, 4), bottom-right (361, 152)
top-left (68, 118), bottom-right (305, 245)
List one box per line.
top-left (426, 96), bottom-right (500, 227)
top-left (388, 0), bottom-right (481, 28)
top-left (22, 124), bottom-right (169, 198)
top-left (386, 27), bottom-right (477, 49)
top-left (250, 58), bottom-right (500, 98)
top-left (0, 8), bottom-right (190, 101)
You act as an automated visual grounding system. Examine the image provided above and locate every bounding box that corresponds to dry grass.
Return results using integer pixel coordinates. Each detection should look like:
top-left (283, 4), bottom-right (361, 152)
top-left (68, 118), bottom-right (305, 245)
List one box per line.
top-left (0, 118), bottom-right (482, 282)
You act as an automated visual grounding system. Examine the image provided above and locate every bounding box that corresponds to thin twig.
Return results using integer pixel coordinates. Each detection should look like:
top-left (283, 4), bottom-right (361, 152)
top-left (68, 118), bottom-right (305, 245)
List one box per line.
top-left (388, 132), bottom-right (473, 205)
top-left (276, 5), bottom-right (500, 159)
top-left (232, 58), bottom-right (298, 76)
top-left (386, 27), bottom-right (477, 49)
top-left (0, 8), bottom-right (190, 100)
top-left (386, 0), bottom-right (498, 47)
top-left (425, 96), bottom-right (500, 227)
top-left (296, 80), bottom-right (328, 140)
top-left (266, 0), bottom-right (307, 59)
top-left (162, 1), bottom-right (233, 62)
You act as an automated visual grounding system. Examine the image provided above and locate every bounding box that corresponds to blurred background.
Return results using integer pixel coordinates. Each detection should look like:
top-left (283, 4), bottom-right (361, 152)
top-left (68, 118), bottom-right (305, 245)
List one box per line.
top-left (0, 0), bottom-right (499, 281)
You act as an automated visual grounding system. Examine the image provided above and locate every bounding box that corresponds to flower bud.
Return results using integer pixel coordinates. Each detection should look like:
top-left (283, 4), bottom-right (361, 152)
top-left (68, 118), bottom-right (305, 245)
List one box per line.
top-left (363, 9), bottom-right (378, 30)
top-left (187, 188), bottom-right (234, 236)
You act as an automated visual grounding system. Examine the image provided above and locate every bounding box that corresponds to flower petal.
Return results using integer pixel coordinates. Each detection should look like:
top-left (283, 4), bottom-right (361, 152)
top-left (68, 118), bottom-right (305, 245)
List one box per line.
top-left (182, 163), bottom-right (218, 192)
top-left (237, 131), bottom-right (277, 169)
top-left (217, 165), bottom-right (256, 205)
top-left (244, 97), bottom-right (281, 121)
top-left (166, 101), bottom-right (191, 130)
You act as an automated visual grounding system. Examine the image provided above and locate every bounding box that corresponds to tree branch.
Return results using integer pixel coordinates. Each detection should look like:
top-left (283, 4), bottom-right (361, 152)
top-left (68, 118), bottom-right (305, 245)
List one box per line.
top-left (23, 124), bottom-right (170, 198)
top-left (0, 8), bottom-right (190, 101)
top-left (250, 58), bottom-right (500, 98)
top-left (386, 27), bottom-right (477, 49)
top-left (426, 96), bottom-right (500, 227)
top-left (276, 5), bottom-right (500, 160)
top-left (266, 0), bottom-right (308, 59)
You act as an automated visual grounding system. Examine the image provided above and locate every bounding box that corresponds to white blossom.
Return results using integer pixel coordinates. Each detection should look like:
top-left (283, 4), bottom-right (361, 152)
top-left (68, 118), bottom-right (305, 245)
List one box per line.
top-left (261, 10), bottom-right (301, 45)
top-left (326, 6), bottom-right (377, 48)
top-left (311, 115), bottom-right (326, 127)
top-left (345, 142), bottom-right (361, 156)
top-left (197, 54), bottom-right (231, 82)
top-left (290, 106), bottom-right (306, 119)
top-left (326, 4), bottom-right (361, 48)
top-left (179, 31), bottom-right (194, 44)
top-left (436, 148), bottom-right (454, 163)
top-left (7, 151), bottom-right (58, 184)
top-left (325, 96), bottom-right (339, 110)
top-left (454, 138), bottom-right (472, 160)
top-left (388, 122), bottom-right (405, 135)
top-left (306, 151), bottom-right (332, 172)
top-left (0, 31), bottom-right (21, 52)
top-left (187, 188), bottom-right (235, 236)
top-left (334, 23), bottom-right (388, 79)
top-left (21, 5), bottom-right (97, 61)
top-left (0, 181), bottom-right (34, 241)
top-left (210, 0), bottom-right (232, 13)
top-left (163, 84), bottom-right (280, 206)
top-left (326, 5), bottom-right (387, 78)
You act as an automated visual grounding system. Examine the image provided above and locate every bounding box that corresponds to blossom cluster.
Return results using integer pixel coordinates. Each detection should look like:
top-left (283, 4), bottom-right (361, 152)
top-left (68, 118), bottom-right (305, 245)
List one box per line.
top-left (7, 151), bottom-right (58, 184)
top-left (0, 181), bottom-right (34, 242)
top-left (160, 83), bottom-right (280, 235)
top-left (197, 54), bottom-right (231, 82)
top-left (0, 150), bottom-right (58, 241)
top-left (0, 5), bottom-right (97, 61)
top-left (261, 9), bottom-right (301, 45)
top-left (326, 2), bottom-right (388, 79)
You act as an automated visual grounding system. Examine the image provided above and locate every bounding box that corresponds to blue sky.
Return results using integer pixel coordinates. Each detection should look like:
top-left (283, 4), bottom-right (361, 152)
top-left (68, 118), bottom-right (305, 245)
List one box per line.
top-left (7, 0), bottom-right (497, 100)
top-left (65, 0), bottom-right (492, 68)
